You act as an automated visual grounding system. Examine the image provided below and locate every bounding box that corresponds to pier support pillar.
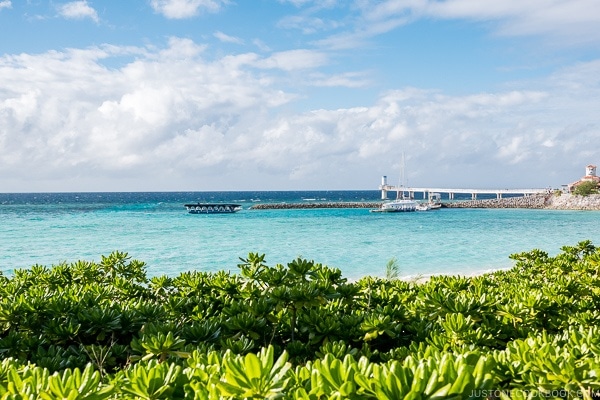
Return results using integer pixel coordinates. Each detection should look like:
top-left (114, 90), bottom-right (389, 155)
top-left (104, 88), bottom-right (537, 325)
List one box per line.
top-left (380, 176), bottom-right (388, 200)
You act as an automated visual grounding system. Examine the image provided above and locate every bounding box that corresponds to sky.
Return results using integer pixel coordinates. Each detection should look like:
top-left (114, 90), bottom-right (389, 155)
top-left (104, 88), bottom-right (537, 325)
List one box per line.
top-left (0, 0), bottom-right (599, 192)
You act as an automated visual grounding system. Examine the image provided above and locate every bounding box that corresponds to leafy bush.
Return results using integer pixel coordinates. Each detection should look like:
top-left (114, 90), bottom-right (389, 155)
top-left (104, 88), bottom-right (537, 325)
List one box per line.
top-left (1, 242), bottom-right (600, 398)
top-left (573, 180), bottom-right (599, 195)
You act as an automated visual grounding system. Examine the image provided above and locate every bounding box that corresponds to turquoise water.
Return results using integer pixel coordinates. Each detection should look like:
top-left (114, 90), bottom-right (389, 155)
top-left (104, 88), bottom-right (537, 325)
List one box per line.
top-left (1, 192), bottom-right (599, 280)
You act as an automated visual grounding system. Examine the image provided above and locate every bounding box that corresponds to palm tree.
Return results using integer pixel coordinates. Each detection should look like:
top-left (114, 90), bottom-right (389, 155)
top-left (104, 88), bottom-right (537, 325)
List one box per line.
top-left (385, 257), bottom-right (400, 280)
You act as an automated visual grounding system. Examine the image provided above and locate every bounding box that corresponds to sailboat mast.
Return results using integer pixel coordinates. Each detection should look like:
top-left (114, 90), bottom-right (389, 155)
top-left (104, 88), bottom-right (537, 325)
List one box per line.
top-left (401, 152), bottom-right (406, 188)
top-left (397, 152), bottom-right (406, 199)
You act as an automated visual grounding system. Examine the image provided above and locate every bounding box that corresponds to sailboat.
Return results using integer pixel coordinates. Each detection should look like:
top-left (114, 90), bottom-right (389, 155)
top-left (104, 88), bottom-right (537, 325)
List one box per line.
top-left (377, 196), bottom-right (418, 212)
top-left (372, 154), bottom-right (418, 212)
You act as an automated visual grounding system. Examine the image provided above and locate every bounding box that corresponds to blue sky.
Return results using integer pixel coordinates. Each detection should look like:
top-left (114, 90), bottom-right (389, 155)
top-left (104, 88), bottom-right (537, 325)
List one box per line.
top-left (1, 0), bottom-right (599, 192)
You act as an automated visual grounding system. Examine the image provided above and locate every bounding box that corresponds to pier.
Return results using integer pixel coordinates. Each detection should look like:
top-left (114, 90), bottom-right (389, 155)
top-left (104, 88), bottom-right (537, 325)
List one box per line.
top-left (379, 176), bottom-right (550, 200)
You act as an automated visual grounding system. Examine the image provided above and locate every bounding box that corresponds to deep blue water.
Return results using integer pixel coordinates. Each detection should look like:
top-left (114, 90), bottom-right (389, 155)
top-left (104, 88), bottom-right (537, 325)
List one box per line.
top-left (0, 190), bottom-right (514, 206)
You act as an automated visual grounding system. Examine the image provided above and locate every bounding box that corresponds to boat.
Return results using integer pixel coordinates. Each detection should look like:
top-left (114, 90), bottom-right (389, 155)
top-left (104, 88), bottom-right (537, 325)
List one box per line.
top-left (416, 193), bottom-right (442, 211)
top-left (371, 190), bottom-right (418, 212)
top-left (184, 203), bottom-right (242, 214)
top-left (426, 193), bottom-right (443, 209)
top-left (372, 198), bottom-right (418, 212)
top-left (416, 202), bottom-right (431, 211)
top-left (371, 153), bottom-right (418, 213)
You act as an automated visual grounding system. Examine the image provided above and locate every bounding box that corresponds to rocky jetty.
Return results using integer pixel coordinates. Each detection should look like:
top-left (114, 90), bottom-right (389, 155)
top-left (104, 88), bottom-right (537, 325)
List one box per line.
top-left (443, 195), bottom-right (549, 209)
top-left (444, 193), bottom-right (600, 210)
top-left (249, 202), bottom-right (382, 210)
top-left (544, 193), bottom-right (600, 210)
top-left (249, 194), bottom-right (600, 211)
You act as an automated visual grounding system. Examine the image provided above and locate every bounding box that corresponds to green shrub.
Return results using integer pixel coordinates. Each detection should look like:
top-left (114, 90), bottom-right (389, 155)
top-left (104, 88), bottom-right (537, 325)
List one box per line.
top-left (1, 243), bottom-right (600, 398)
top-left (573, 180), bottom-right (599, 196)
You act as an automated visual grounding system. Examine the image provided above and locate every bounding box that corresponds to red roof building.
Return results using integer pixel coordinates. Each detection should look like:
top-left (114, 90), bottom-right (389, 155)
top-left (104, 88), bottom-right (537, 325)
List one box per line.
top-left (568, 164), bottom-right (600, 192)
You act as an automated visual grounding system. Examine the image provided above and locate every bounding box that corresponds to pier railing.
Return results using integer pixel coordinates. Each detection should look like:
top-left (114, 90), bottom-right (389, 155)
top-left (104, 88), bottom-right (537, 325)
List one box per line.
top-left (380, 185), bottom-right (551, 200)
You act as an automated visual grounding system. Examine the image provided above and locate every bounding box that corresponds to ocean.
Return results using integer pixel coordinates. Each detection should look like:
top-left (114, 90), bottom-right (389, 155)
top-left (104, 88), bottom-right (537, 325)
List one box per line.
top-left (1, 191), bottom-right (599, 281)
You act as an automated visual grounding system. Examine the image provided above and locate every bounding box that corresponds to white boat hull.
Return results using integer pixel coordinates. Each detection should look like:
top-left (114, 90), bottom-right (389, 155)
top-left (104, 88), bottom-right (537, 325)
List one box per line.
top-left (372, 199), bottom-right (417, 212)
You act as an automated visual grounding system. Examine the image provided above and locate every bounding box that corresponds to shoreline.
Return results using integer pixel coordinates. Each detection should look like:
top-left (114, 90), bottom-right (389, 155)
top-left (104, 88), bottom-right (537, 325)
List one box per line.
top-left (249, 194), bottom-right (600, 211)
top-left (399, 265), bottom-right (515, 285)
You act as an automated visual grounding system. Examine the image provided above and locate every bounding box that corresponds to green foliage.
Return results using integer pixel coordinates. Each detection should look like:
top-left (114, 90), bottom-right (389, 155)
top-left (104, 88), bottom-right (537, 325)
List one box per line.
top-left (0, 361), bottom-right (114, 399)
top-left (130, 331), bottom-right (189, 363)
top-left (385, 257), bottom-right (400, 280)
top-left (118, 360), bottom-right (183, 399)
top-left (572, 180), bottom-right (599, 195)
top-left (1, 243), bottom-right (600, 398)
top-left (218, 345), bottom-right (291, 398)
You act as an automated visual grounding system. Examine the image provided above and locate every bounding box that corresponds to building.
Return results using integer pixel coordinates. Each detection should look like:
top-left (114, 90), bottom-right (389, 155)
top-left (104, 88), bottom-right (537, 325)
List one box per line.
top-left (568, 164), bottom-right (600, 192)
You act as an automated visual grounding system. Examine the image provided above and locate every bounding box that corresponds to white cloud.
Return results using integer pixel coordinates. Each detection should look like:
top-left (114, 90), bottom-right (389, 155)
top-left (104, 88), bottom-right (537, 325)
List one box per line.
top-left (278, 0), bottom-right (313, 6)
top-left (252, 39), bottom-right (271, 52)
top-left (213, 31), bottom-right (244, 45)
top-left (432, 0), bottom-right (600, 46)
top-left (58, 1), bottom-right (99, 23)
top-left (300, 0), bottom-right (600, 52)
top-left (150, 0), bottom-right (228, 19)
top-left (0, 40), bottom-right (292, 187)
top-left (361, 0), bottom-right (600, 46)
top-left (0, 1), bottom-right (11, 11)
top-left (277, 14), bottom-right (343, 35)
top-left (0, 37), bottom-right (599, 191)
top-left (254, 49), bottom-right (329, 71)
top-left (278, 0), bottom-right (338, 9)
top-left (310, 71), bottom-right (371, 88)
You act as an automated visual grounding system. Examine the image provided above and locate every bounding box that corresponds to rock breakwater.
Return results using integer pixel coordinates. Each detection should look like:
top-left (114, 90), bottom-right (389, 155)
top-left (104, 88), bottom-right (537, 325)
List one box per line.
top-left (250, 202), bottom-right (382, 210)
top-left (544, 193), bottom-right (600, 210)
top-left (249, 194), bottom-right (600, 210)
top-left (443, 195), bottom-right (549, 209)
top-left (444, 193), bottom-right (600, 210)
